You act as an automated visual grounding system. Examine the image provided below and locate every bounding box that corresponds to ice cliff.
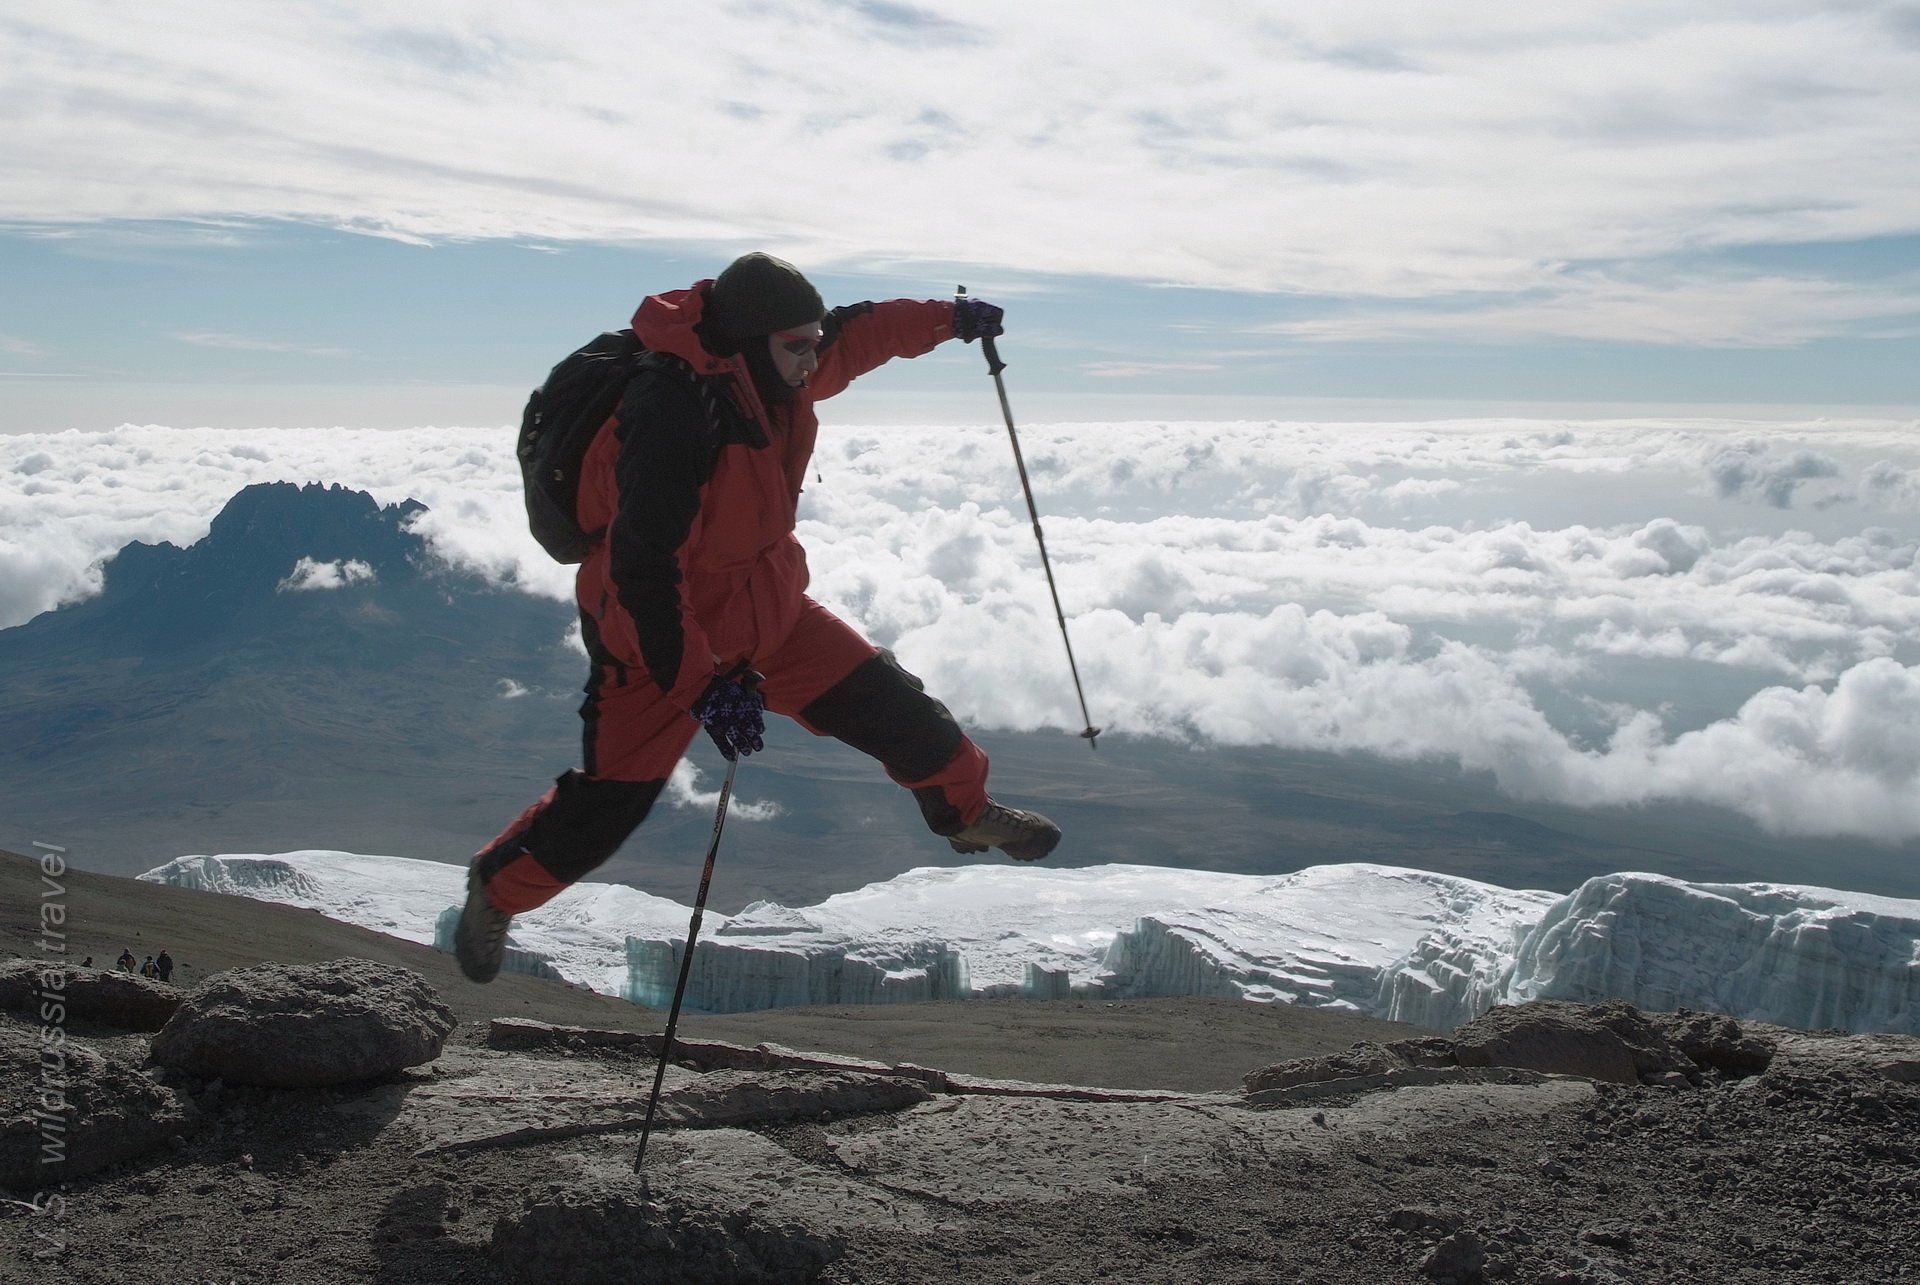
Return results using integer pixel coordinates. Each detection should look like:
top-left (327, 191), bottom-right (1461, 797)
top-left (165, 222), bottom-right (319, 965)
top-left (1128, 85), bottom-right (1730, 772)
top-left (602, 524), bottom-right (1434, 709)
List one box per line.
top-left (139, 853), bottom-right (1920, 1034)
top-left (620, 864), bottom-right (1552, 1014)
top-left (1504, 873), bottom-right (1917, 1031)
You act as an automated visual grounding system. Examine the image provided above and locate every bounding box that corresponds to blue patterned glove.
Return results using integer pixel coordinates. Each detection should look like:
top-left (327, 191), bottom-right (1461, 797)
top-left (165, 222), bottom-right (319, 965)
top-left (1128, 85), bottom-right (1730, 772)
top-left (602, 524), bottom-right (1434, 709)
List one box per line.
top-left (690, 673), bottom-right (766, 761)
top-left (953, 297), bottom-right (1004, 343)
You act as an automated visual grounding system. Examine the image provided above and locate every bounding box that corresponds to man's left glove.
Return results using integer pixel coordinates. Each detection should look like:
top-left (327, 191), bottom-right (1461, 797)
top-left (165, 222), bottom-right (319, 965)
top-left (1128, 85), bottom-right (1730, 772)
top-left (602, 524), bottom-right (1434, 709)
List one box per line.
top-left (953, 297), bottom-right (1004, 343)
top-left (690, 671), bottom-right (766, 761)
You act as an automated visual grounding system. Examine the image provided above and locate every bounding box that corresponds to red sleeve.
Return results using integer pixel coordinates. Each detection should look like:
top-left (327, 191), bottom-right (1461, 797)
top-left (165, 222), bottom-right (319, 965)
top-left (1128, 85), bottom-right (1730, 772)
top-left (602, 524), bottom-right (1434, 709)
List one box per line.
top-left (808, 299), bottom-right (957, 401)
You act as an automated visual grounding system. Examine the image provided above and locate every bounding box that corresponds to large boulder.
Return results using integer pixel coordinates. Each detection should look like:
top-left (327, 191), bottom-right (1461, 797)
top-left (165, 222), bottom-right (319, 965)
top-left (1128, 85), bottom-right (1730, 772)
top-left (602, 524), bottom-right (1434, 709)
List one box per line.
top-left (0, 1019), bottom-right (195, 1191)
top-left (493, 1180), bottom-right (845, 1285)
top-left (1453, 1000), bottom-right (1693, 1085)
top-left (1645, 1009), bottom-right (1773, 1078)
top-left (1244, 1041), bottom-right (1416, 1095)
top-left (151, 958), bottom-right (455, 1088)
top-left (0, 960), bottom-right (182, 1032)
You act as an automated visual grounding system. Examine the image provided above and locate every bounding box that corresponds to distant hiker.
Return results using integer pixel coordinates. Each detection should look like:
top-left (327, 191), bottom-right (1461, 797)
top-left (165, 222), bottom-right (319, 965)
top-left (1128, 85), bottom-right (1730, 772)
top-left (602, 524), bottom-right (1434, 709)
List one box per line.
top-left (139, 955), bottom-right (159, 979)
top-left (456, 253), bottom-right (1061, 983)
top-left (155, 949), bottom-right (174, 983)
top-left (116, 949), bottom-right (136, 973)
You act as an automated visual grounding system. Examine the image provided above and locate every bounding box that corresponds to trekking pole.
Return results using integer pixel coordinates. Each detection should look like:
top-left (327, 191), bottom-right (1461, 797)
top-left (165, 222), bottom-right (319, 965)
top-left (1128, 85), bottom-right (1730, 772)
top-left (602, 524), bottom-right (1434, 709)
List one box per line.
top-left (959, 286), bottom-right (1101, 749)
top-left (633, 751), bottom-right (741, 1173)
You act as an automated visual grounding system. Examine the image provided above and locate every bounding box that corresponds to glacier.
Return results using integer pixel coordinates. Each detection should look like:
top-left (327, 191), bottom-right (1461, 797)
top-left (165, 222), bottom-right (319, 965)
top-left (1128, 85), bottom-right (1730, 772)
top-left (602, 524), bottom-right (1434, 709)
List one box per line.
top-left (143, 851), bottom-right (685, 996)
top-left (138, 852), bottom-right (1920, 1035)
top-left (624, 862), bottom-right (1555, 1013)
top-left (1502, 872), bottom-right (1920, 1033)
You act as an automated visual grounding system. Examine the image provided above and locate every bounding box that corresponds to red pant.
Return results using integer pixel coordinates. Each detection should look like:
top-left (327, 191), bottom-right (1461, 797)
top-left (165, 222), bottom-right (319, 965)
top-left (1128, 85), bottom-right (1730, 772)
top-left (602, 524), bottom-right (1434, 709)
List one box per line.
top-left (477, 598), bottom-right (990, 914)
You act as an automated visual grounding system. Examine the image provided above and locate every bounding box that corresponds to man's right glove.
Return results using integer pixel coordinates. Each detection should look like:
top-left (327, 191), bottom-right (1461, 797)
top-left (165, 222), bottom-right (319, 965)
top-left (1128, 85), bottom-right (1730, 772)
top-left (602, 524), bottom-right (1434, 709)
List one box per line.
top-left (690, 672), bottom-right (766, 761)
top-left (953, 297), bottom-right (1004, 343)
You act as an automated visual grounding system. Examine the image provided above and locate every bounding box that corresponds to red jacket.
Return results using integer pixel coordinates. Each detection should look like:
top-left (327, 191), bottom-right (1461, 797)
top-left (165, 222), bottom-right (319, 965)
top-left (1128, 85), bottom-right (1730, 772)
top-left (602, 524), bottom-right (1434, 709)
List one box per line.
top-left (573, 282), bottom-right (957, 710)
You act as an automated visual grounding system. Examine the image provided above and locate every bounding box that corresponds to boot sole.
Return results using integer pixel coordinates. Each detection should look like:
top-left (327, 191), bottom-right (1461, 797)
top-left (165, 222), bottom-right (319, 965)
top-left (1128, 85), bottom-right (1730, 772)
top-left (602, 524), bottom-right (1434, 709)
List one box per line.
top-left (1001, 834), bottom-right (1059, 861)
top-left (945, 834), bottom-right (1058, 861)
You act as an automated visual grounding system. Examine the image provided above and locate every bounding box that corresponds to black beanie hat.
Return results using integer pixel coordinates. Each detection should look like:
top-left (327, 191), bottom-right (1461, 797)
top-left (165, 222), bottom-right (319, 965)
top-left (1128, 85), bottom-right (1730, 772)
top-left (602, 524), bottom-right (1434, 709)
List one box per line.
top-left (706, 252), bottom-right (825, 338)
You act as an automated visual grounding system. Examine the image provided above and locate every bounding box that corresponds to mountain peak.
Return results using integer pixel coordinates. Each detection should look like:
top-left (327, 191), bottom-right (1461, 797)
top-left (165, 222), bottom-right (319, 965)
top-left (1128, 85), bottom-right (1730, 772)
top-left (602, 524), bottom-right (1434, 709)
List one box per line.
top-left (207, 480), bottom-right (422, 545)
top-left (102, 482), bottom-right (428, 601)
top-left (0, 481), bottom-right (456, 664)
top-left (202, 480), bottom-right (426, 574)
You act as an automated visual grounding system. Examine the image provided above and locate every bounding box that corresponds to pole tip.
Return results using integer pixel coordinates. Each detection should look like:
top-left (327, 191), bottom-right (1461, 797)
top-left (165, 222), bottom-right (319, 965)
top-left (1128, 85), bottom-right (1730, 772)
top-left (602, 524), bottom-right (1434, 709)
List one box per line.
top-left (1080, 726), bottom-right (1102, 749)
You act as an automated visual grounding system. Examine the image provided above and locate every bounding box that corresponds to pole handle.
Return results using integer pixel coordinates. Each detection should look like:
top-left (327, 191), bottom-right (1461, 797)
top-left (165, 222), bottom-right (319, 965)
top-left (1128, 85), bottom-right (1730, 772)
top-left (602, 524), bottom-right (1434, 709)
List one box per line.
top-left (980, 333), bottom-right (1007, 378)
top-left (956, 285), bottom-right (1008, 376)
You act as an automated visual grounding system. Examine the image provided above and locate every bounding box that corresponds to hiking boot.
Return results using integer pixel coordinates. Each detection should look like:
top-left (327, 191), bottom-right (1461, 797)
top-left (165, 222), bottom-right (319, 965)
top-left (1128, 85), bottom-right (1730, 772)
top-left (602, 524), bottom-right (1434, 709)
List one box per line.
top-left (946, 800), bottom-right (1061, 862)
top-left (454, 867), bottom-right (513, 984)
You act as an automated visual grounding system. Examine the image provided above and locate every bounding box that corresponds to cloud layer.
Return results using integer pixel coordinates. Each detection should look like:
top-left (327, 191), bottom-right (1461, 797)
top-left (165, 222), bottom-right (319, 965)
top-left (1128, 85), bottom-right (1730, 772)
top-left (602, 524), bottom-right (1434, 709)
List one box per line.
top-left (8, 3), bottom-right (1920, 344)
top-left (5, 413), bottom-right (1919, 840)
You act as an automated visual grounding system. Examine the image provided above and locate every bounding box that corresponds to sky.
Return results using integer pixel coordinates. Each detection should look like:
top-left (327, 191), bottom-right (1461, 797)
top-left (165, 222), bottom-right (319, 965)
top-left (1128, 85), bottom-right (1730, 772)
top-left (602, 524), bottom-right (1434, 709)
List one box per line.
top-left (4, 4), bottom-right (1920, 852)
top-left (4, 1), bottom-right (1920, 428)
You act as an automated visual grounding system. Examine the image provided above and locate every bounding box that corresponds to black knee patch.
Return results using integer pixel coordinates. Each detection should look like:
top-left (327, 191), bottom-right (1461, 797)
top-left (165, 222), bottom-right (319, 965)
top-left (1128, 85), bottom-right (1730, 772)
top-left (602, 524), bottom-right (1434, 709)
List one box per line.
top-left (516, 770), bottom-right (666, 885)
top-left (799, 650), bottom-right (963, 783)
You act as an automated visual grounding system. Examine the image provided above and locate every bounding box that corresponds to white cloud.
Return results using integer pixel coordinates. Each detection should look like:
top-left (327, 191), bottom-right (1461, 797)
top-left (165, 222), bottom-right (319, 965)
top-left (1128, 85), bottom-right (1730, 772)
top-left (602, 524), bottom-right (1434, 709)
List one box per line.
top-left (1083, 361), bottom-right (1224, 379)
top-left (1702, 438), bottom-right (1843, 508)
top-left (665, 759), bottom-right (780, 822)
top-left (1862, 460), bottom-right (1920, 510)
top-left (173, 331), bottom-right (354, 358)
top-left (277, 556), bottom-right (375, 591)
top-left (1566, 659), bottom-right (1920, 839)
top-left (1265, 271), bottom-right (1920, 347)
top-left (0, 335), bottom-right (51, 361)
top-left (6, 415), bottom-right (1920, 839)
top-left (6, 3), bottom-right (1920, 343)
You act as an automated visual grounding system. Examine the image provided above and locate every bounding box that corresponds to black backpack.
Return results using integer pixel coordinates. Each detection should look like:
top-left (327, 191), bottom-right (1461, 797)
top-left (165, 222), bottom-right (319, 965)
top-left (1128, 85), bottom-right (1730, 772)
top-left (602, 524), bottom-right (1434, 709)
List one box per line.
top-left (516, 330), bottom-right (647, 563)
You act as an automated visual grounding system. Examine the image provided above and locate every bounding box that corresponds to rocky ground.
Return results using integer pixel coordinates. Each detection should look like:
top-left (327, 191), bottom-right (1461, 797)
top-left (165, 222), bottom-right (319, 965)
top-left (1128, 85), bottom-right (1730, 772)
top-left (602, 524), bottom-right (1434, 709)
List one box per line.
top-left (5, 857), bottom-right (1920, 1283)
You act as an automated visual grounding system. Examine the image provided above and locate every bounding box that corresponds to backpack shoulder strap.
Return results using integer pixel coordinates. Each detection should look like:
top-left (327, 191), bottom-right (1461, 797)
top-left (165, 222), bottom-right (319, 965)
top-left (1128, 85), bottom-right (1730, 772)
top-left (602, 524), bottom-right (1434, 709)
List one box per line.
top-left (632, 350), bottom-right (768, 449)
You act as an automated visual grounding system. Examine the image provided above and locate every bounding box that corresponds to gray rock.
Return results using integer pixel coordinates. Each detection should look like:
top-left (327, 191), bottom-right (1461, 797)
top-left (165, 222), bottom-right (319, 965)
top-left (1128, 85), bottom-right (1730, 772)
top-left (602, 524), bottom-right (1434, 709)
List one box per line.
top-left (1387, 1035), bottom-right (1461, 1068)
top-left (0, 959), bottom-right (181, 1032)
top-left (1389, 1205), bottom-right (1465, 1234)
top-left (0, 1019), bottom-right (195, 1191)
top-left (151, 958), bottom-right (455, 1088)
top-left (1422, 1228), bottom-right (1487, 1282)
top-left (492, 1180), bottom-right (845, 1284)
top-left (1646, 1009), bottom-right (1772, 1078)
top-left (1580, 1221), bottom-right (1637, 1251)
top-left (1874, 1055), bottom-right (1920, 1084)
top-left (1244, 1041), bottom-right (1413, 1094)
top-left (1541, 1254), bottom-right (1638, 1283)
top-left (1851, 1033), bottom-right (1920, 1084)
top-left (1453, 1001), bottom-right (1691, 1086)
top-left (666, 1070), bottom-right (932, 1127)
